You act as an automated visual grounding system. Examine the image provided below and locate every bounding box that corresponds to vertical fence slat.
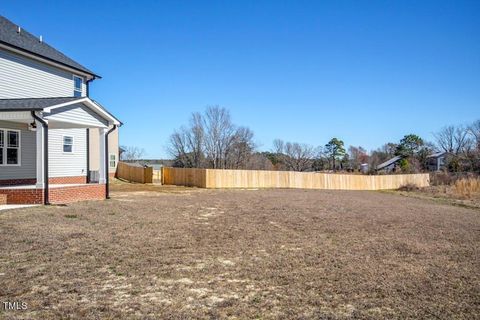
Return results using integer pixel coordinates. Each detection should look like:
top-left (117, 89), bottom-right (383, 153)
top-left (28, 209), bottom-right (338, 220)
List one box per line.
top-left (159, 167), bottom-right (429, 190)
top-left (117, 162), bottom-right (155, 184)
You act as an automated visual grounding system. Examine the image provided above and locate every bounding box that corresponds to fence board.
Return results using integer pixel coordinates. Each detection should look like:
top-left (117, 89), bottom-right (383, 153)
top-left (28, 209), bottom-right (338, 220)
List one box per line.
top-left (162, 167), bottom-right (429, 190)
top-left (117, 162), bottom-right (153, 183)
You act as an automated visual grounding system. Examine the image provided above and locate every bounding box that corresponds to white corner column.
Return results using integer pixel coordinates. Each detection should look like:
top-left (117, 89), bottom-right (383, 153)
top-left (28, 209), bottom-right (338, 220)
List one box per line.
top-left (99, 128), bottom-right (107, 184)
top-left (35, 119), bottom-right (46, 188)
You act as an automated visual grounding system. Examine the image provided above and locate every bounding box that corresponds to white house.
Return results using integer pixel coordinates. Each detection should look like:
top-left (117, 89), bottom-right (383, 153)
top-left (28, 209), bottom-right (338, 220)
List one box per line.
top-left (0, 15), bottom-right (121, 204)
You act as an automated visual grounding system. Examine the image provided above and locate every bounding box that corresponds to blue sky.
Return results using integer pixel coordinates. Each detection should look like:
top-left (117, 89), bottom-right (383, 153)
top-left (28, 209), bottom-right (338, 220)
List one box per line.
top-left (2, 0), bottom-right (479, 158)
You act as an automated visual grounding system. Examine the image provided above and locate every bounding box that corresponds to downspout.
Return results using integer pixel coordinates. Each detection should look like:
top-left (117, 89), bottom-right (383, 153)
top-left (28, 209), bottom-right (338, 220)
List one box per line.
top-left (31, 111), bottom-right (50, 205)
top-left (86, 129), bottom-right (90, 183)
top-left (85, 76), bottom-right (95, 182)
top-left (86, 77), bottom-right (95, 97)
top-left (105, 125), bottom-right (117, 199)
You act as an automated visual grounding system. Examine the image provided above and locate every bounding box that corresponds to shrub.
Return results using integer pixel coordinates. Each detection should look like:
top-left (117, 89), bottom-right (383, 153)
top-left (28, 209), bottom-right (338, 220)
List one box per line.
top-left (430, 172), bottom-right (455, 186)
top-left (453, 178), bottom-right (480, 199)
top-left (398, 183), bottom-right (419, 192)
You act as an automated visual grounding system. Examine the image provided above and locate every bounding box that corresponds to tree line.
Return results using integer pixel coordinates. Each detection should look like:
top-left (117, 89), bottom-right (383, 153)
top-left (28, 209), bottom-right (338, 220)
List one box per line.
top-left (162, 106), bottom-right (479, 174)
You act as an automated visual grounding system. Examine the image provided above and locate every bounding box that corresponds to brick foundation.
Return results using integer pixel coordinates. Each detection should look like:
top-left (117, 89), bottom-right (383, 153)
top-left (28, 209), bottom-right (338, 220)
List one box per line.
top-left (0, 188), bottom-right (44, 204)
top-left (0, 184), bottom-right (106, 204)
top-left (49, 184), bottom-right (106, 204)
top-left (49, 176), bottom-right (87, 184)
top-left (0, 178), bottom-right (37, 186)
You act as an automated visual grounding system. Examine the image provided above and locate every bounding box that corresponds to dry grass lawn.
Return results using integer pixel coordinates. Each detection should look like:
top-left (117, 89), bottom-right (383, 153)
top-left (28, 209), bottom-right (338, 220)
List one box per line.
top-left (0, 185), bottom-right (479, 319)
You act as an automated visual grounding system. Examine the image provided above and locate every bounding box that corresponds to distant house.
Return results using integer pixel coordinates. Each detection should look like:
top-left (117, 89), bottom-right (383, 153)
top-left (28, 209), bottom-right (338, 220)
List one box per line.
top-left (426, 151), bottom-right (447, 171)
top-left (360, 163), bottom-right (369, 174)
top-left (376, 156), bottom-right (403, 173)
top-left (125, 159), bottom-right (175, 170)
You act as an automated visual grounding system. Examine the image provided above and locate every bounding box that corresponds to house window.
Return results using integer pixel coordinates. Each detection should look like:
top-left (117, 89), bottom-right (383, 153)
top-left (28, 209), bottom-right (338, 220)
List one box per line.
top-left (0, 129), bottom-right (20, 166)
top-left (73, 75), bottom-right (83, 97)
top-left (109, 153), bottom-right (117, 168)
top-left (63, 136), bottom-right (74, 153)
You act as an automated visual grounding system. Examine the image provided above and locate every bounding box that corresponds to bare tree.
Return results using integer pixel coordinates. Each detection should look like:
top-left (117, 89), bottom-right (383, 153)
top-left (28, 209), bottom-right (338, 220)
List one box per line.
top-left (202, 106), bottom-right (237, 169)
top-left (120, 146), bottom-right (145, 161)
top-left (273, 139), bottom-right (285, 154)
top-left (225, 126), bottom-right (256, 169)
top-left (273, 139), bottom-right (316, 171)
top-left (168, 112), bottom-right (205, 168)
top-left (434, 125), bottom-right (471, 155)
top-left (469, 120), bottom-right (480, 151)
top-left (168, 106), bottom-right (257, 169)
top-left (348, 146), bottom-right (369, 170)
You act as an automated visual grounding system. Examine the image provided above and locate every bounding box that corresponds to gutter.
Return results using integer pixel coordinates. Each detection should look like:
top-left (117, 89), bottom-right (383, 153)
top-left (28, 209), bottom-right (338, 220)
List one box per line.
top-left (31, 111), bottom-right (50, 205)
top-left (0, 41), bottom-right (101, 79)
top-left (105, 125), bottom-right (117, 199)
top-left (0, 108), bottom-right (43, 112)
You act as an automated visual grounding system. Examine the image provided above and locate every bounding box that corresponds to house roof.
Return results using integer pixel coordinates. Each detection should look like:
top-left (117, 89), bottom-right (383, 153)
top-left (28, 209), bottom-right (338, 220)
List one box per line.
top-left (376, 155), bottom-right (403, 170)
top-left (0, 97), bottom-right (80, 111)
top-left (427, 151), bottom-right (447, 158)
top-left (0, 97), bottom-right (121, 125)
top-left (0, 15), bottom-right (98, 77)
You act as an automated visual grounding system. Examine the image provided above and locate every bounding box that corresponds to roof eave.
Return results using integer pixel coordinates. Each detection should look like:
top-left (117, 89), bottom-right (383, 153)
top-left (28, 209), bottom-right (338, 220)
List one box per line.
top-left (0, 40), bottom-right (101, 79)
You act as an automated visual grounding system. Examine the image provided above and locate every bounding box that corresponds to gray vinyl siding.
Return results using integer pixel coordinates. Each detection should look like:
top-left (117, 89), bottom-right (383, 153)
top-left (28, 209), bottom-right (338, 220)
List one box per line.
top-left (0, 120), bottom-right (36, 180)
top-left (0, 48), bottom-right (86, 99)
top-left (48, 128), bottom-right (87, 177)
top-left (45, 104), bottom-right (108, 128)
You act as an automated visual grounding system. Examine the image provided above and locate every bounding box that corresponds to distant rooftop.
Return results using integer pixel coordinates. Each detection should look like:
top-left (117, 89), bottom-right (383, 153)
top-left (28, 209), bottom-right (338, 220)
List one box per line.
top-left (427, 151), bottom-right (447, 158)
top-left (376, 155), bottom-right (403, 170)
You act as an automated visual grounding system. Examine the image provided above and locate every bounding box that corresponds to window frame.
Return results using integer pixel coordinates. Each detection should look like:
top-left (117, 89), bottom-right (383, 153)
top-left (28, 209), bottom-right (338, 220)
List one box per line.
top-left (0, 128), bottom-right (21, 167)
top-left (73, 75), bottom-right (83, 97)
top-left (109, 153), bottom-right (117, 168)
top-left (62, 135), bottom-right (74, 154)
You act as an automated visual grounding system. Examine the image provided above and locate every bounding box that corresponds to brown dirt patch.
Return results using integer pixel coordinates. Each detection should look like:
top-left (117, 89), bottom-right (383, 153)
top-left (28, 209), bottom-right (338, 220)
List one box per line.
top-left (0, 187), bottom-right (479, 319)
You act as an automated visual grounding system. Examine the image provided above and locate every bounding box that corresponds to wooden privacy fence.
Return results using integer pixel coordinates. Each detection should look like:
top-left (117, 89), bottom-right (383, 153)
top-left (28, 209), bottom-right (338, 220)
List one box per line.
top-left (162, 167), bottom-right (430, 190)
top-left (117, 162), bottom-right (153, 183)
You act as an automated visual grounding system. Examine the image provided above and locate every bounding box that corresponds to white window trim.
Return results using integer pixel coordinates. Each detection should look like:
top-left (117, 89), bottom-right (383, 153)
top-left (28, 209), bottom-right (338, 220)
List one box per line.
top-left (109, 153), bottom-right (117, 168)
top-left (0, 128), bottom-right (21, 167)
top-left (62, 135), bottom-right (74, 154)
top-left (73, 75), bottom-right (83, 97)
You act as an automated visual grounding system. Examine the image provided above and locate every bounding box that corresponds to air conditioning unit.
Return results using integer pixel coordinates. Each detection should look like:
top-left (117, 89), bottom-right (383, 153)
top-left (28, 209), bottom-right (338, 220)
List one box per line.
top-left (89, 170), bottom-right (99, 183)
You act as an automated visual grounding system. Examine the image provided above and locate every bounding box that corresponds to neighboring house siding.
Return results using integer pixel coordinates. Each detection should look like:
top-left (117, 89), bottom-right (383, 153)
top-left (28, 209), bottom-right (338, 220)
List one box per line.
top-left (0, 120), bottom-right (36, 180)
top-left (45, 104), bottom-right (108, 128)
top-left (108, 127), bottom-right (119, 174)
top-left (48, 128), bottom-right (87, 177)
top-left (0, 48), bottom-right (86, 99)
top-left (89, 126), bottom-right (119, 173)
